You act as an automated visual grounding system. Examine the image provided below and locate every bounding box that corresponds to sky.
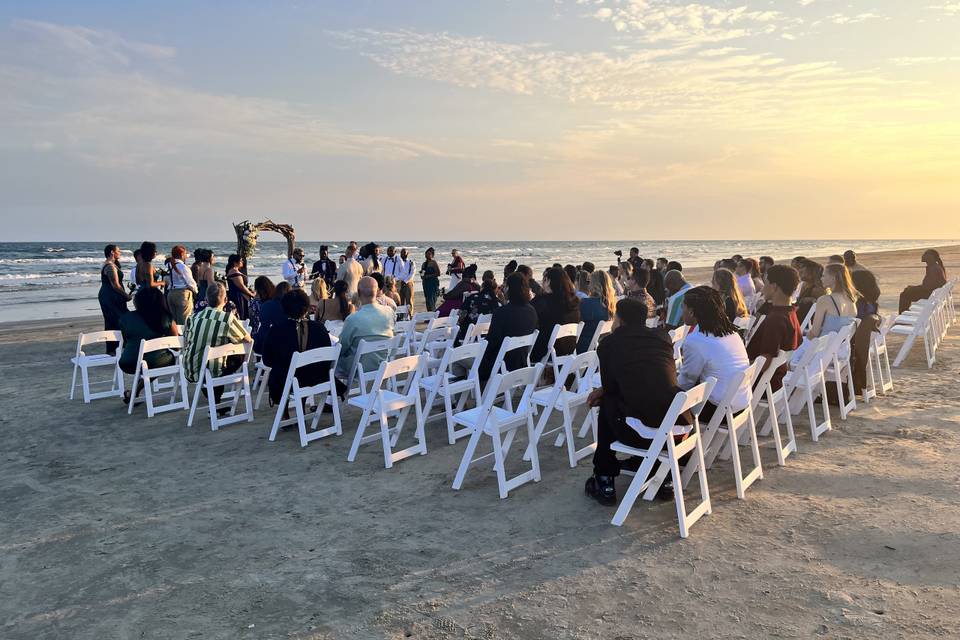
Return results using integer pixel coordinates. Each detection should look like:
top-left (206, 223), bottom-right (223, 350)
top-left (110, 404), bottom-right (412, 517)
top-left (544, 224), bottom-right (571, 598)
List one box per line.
top-left (1, 0), bottom-right (958, 241)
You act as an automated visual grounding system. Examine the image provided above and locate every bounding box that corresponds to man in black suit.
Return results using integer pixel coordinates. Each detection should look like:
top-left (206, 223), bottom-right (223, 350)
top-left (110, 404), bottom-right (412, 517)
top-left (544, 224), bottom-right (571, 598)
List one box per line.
top-left (585, 297), bottom-right (690, 505)
top-left (310, 245), bottom-right (338, 289)
top-left (478, 272), bottom-right (538, 384)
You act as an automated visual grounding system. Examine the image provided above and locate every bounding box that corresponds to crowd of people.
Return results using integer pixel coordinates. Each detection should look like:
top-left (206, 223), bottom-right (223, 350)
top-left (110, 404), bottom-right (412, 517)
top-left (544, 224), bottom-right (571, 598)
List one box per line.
top-left (97, 240), bottom-right (948, 502)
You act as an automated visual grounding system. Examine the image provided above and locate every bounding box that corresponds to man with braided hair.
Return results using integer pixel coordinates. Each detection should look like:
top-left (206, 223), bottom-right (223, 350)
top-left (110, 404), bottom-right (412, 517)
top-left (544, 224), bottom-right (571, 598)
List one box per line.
top-left (677, 286), bottom-right (750, 424)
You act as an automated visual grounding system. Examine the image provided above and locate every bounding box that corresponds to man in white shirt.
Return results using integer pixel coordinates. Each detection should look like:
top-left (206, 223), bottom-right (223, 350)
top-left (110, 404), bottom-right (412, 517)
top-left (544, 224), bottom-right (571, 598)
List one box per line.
top-left (282, 247), bottom-right (307, 289)
top-left (383, 246), bottom-right (415, 308)
top-left (336, 241), bottom-right (364, 298)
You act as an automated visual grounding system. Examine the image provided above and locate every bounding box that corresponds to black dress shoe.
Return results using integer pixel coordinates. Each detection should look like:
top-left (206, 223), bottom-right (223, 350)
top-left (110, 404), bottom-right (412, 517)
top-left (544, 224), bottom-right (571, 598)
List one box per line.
top-left (656, 479), bottom-right (676, 501)
top-left (585, 475), bottom-right (617, 506)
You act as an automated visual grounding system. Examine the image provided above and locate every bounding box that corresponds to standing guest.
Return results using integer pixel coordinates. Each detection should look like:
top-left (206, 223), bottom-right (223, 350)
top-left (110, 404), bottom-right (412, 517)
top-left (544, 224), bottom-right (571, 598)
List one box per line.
top-left (438, 264), bottom-right (480, 317)
top-left (335, 277), bottom-right (394, 379)
top-left (898, 249), bottom-right (947, 313)
top-left (677, 286), bottom-right (750, 423)
top-left (503, 259), bottom-right (519, 283)
top-left (620, 247), bottom-right (643, 274)
top-left (382, 245), bottom-right (400, 280)
top-left (165, 245), bottom-right (198, 325)
top-left (796, 259), bottom-right (826, 325)
top-left (478, 272), bottom-right (539, 384)
top-left (735, 259), bottom-right (757, 298)
top-left (225, 254), bottom-right (255, 320)
top-left (135, 241), bottom-right (161, 290)
top-left (747, 265), bottom-right (801, 390)
top-left (843, 250), bottom-right (867, 273)
top-left (420, 247), bottom-right (442, 311)
top-left (759, 256), bottom-right (775, 280)
top-left (118, 287), bottom-right (179, 378)
top-left (99, 244), bottom-right (130, 355)
top-left (806, 263), bottom-right (858, 339)
top-left (664, 270), bottom-right (692, 329)
top-left (447, 249), bottom-right (465, 290)
top-left (250, 276), bottom-right (276, 336)
top-left (182, 283), bottom-right (252, 403)
top-left (583, 298), bottom-right (689, 506)
top-left (383, 246), bottom-right (415, 308)
top-left (852, 269), bottom-right (881, 320)
top-left (828, 254), bottom-right (844, 265)
top-left (577, 270), bottom-right (616, 353)
top-left (336, 241), bottom-right (365, 298)
top-left (617, 260), bottom-right (633, 296)
top-left (850, 269), bottom-right (882, 394)
top-left (575, 269), bottom-right (591, 300)
top-left (656, 257), bottom-right (669, 274)
top-left (193, 249), bottom-right (215, 305)
top-left (666, 261), bottom-right (683, 273)
top-left (608, 265), bottom-right (624, 297)
top-left (582, 261), bottom-right (596, 274)
top-left (382, 276), bottom-right (402, 306)
top-left (363, 243), bottom-right (382, 276)
top-left (282, 247), bottom-right (308, 289)
top-left (261, 289), bottom-right (347, 414)
top-left (310, 245), bottom-right (338, 290)
top-left (308, 277), bottom-right (327, 315)
top-left (369, 273), bottom-right (398, 311)
top-left (128, 249), bottom-right (141, 291)
top-left (644, 258), bottom-right (666, 307)
top-left (625, 268), bottom-right (656, 319)
top-left (253, 282), bottom-right (289, 353)
top-left (530, 267), bottom-right (581, 363)
top-left (711, 268), bottom-right (748, 322)
top-left (316, 280), bottom-right (355, 323)
top-left (455, 270), bottom-right (503, 345)
top-left (516, 265), bottom-right (542, 297)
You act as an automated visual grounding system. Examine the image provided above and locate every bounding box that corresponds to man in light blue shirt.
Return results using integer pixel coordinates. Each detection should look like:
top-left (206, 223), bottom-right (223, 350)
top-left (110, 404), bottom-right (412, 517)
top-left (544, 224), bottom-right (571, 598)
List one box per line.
top-left (664, 270), bottom-right (692, 329)
top-left (335, 276), bottom-right (395, 379)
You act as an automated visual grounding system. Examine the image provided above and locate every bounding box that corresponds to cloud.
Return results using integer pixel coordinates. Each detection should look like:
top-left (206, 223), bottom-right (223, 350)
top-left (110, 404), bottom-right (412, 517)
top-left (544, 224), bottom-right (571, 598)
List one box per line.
top-left (11, 18), bottom-right (175, 66)
top-left (928, 2), bottom-right (960, 15)
top-left (890, 55), bottom-right (960, 66)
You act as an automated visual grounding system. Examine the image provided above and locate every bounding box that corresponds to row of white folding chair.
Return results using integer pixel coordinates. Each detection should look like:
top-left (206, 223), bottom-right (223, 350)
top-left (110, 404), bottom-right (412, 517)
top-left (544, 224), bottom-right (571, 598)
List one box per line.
top-left (863, 315), bottom-right (895, 402)
top-left (462, 313), bottom-right (493, 344)
top-left (541, 322), bottom-right (584, 381)
top-left (821, 322), bottom-right (859, 420)
top-left (785, 334), bottom-right (833, 441)
top-left (528, 351), bottom-right (599, 468)
top-left (891, 282), bottom-right (954, 368)
top-left (70, 330), bottom-right (125, 403)
top-left (186, 342), bottom-right (255, 430)
top-left (345, 335), bottom-right (407, 397)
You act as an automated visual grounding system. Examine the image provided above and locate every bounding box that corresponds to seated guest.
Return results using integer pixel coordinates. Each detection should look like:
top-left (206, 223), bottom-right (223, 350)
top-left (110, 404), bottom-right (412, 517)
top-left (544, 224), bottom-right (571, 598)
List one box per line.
top-left (644, 258), bottom-right (666, 307)
top-left (828, 254), bottom-right (844, 265)
top-left (369, 272), bottom-right (398, 311)
top-left (182, 282), bottom-right (252, 401)
top-left (335, 276), bottom-right (394, 379)
top-left (677, 286), bottom-right (750, 423)
top-left (581, 261), bottom-right (596, 274)
top-left (617, 260), bottom-right (633, 296)
top-left (438, 264), bottom-right (479, 317)
top-left (666, 260), bottom-right (682, 273)
top-left (747, 265), bottom-right (801, 390)
top-left (795, 259), bottom-right (825, 323)
top-left (852, 269), bottom-right (881, 320)
top-left (516, 264), bottom-right (542, 297)
top-left (564, 265), bottom-right (580, 293)
top-left (478, 272), bottom-right (538, 384)
top-left (308, 277), bottom-right (327, 314)
top-left (745, 257), bottom-right (764, 294)
top-left (455, 270), bottom-right (503, 345)
top-left (711, 268), bottom-right (748, 322)
top-left (261, 289), bottom-right (347, 414)
top-left (759, 256), bottom-right (774, 280)
top-left (382, 276), bottom-right (402, 306)
top-left (735, 259), bottom-right (757, 298)
top-left (577, 270), bottom-right (616, 353)
top-left (250, 276), bottom-right (276, 336)
top-left (584, 298), bottom-right (689, 506)
top-left (663, 270), bottom-right (692, 329)
top-left (844, 250), bottom-right (866, 273)
top-left (625, 267), bottom-right (656, 319)
top-left (575, 270), bottom-right (591, 300)
top-left (316, 280), bottom-right (354, 323)
top-left (253, 281), bottom-right (290, 352)
top-left (119, 287), bottom-right (180, 377)
top-left (656, 257), bottom-right (668, 273)
top-left (898, 249), bottom-right (947, 313)
top-left (607, 265), bottom-right (624, 297)
top-left (806, 263), bottom-right (858, 339)
top-left (531, 266), bottom-right (581, 363)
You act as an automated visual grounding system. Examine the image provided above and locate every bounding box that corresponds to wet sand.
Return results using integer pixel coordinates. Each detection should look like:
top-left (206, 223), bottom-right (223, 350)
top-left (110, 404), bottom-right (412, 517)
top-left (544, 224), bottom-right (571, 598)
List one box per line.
top-left (1, 244), bottom-right (958, 639)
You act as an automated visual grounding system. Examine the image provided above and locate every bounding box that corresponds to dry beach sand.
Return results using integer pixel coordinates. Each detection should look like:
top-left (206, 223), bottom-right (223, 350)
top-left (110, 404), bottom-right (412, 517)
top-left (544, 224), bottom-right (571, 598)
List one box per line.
top-left (1, 244), bottom-right (958, 639)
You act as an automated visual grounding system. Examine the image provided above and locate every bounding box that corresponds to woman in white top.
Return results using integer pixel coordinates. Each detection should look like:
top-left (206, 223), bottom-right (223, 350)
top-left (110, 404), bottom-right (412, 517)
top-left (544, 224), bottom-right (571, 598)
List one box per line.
top-left (165, 244), bottom-right (198, 325)
top-left (734, 260), bottom-right (757, 298)
top-left (677, 286), bottom-right (750, 422)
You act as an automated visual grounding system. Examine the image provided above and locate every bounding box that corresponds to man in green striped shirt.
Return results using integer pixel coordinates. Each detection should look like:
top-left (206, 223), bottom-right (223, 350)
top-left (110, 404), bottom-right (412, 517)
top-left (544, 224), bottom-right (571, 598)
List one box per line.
top-left (183, 282), bottom-right (252, 384)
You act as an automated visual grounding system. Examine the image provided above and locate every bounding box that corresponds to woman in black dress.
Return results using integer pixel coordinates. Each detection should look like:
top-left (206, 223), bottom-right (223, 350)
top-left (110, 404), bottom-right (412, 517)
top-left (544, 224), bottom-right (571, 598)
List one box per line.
top-left (226, 254), bottom-right (255, 320)
top-left (98, 244), bottom-right (130, 355)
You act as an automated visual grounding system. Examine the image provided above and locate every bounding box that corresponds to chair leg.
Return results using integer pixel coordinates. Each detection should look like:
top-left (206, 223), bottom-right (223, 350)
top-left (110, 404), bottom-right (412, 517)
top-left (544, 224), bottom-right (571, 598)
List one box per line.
top-left (80, 366), bottom-right (91, 404)
top-left (452, 427), bottom-right (483, 491)
top-left (527, 414), bottom-right (542, 482)
top-left (70, 363), bottom-right (79, 400)
top-left (491, 428), bottom-right (509, 499)
top-left (892, 334), bottom-right (916, 368)
top-left (187, 376), bottom-right (204, 427)
top-left (611, 454), bottom-right (659, 527)
top-left (268, 389), bottom-right (288, 441)
top-left (347, 409), bottom-right (372, 462)
top-left (206, 378), bottom-right (218, 431)
top-left (128, 368), bottom-right (141, 415)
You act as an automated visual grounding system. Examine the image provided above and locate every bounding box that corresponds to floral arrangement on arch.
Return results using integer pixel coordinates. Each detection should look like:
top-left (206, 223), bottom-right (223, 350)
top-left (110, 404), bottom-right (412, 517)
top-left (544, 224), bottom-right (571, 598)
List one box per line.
top-left (233, 219), bottom-right (297, 261)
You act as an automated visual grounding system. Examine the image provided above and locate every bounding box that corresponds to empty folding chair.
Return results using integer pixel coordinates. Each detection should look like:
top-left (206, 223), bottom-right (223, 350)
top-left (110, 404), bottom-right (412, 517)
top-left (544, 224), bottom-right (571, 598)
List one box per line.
top-left (414, 312), bottom-right (458, 352)
top-left (669, 324), bottom-right (689, 369)
top-left (823, 322), bottom-right (858, 419)
top-left (187, 342), bottom-right (254, 430)
top-left (462, 314), bottom-right (493, 344)
top-left (540, 322), bottom-right (584, 381)
top-left (69, 330), bottom-right (125, 403)
top-left (394, 320), bottom-right (416, 356)
top-left (866, 315), bottom-right (895, 399)
top-left (252, 354), bottom-right (272, 409)
top-left (609, 378), bottom-right (717, 538)
top-left (488, 331), bottom-right (539, 377)
top-left (528, 351), bottom-right (599, 467)
top-left (753, 351), bottom-right (797, 466)
top-left (785, 335), bottom-right (832, 441)
top-left (394, 305), bottom-right (410, 321)
top-left (347, 354), bottom-right (426, 468)
top-left (451, 364), bottom-right (544, 498)
top-left (344, 335), bottom-right (406, 397)
top-left (420, 341), bottom-right (486, 444)
top-left (890, 300), bottom-right (938, 368)
top-left (128, 336), bottom-right (189, 417)
top-left (267, 344), bottom-right (342, 447)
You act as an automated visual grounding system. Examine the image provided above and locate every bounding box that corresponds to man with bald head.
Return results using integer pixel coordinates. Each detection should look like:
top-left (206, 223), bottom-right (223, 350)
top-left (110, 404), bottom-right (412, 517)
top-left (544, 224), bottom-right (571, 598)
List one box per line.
top-left (663, 270), bottom-right (692, 330)
top-left (335, 276), bottom-right (395, 379)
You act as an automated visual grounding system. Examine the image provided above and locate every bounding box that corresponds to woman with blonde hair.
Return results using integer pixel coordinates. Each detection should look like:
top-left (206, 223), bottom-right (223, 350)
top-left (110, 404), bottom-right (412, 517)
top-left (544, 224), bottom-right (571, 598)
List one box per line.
top-left (807, 262), bottom-right (859, 339)
top-left (577, 270), bottom-right (617, 353)
top-left (308, 277), bottom-right (328, 315)
top-left (711, 268), bottom-right (748, 322)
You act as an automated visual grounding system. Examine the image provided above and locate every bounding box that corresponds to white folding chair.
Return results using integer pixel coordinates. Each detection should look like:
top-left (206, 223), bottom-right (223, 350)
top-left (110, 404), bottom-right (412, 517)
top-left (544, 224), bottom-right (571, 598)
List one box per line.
top-left (69, 330), bottom-right (125, 403)
top-left (463, 314), bottom-right (493, 344)
top-left (267, 344), bottom-right (342, 447)
top-left (345, 335), bottom-right (405, 396)
top-left (187, 342), bottom-right (254, 430)
top-left (252, 355), bottom-right (272, 410)
top-left (394, 305), bottom-right (410, 321)
top-left (823, 322), bottom-right (858, 420)
top-left (420, 341), bottom-right (486, 444)
top-left (541, 322), bottom-right (584, 381)
top-left (744, 314), bottom-right (766, 347)
top-left (799, 303), bottom-right (817, 333)
top-left (753, 351), bottom-right (797, 466)
top-left (786, 335), bottom-right (832, 441)
top-left (451, 364), bottom-right (544, 499)
top-left (393, 320), bottom-right (416, 356)
top-left (414, 312), bottom-right (458, 351)
top-left (528, 351), bottom-right (599, 468)
top-left (866, 315), bottom-right (895, 399)
top-left (645, 317), bottom-right (660, 329)
top-left (347, 354), bottom-right (426, 468)
top-left (890, 299), bottom-right (938, 368)
top-left (610, 379), bottom-right (716, 538)
top-left (488, 331), bottom-right (539, 377)
top-left (669, 324), bottom-right (690, 369)
top-left (733, 315), bottom-right (753, 332)
top-left (585, 320), bottom-right (613, 353)
top-left (128, 336), bottom-right (189, 417)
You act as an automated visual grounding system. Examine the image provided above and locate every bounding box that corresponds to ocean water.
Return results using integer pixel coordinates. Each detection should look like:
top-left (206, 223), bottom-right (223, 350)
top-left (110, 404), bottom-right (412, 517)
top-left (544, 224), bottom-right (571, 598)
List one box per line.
top-left (0, 239), bottom-right (952, 324)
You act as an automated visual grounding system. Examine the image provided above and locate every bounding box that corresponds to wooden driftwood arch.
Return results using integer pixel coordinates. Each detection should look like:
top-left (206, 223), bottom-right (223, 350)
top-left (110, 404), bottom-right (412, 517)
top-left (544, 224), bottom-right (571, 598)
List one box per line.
top-left (233, 220), bottom-right (297, 268)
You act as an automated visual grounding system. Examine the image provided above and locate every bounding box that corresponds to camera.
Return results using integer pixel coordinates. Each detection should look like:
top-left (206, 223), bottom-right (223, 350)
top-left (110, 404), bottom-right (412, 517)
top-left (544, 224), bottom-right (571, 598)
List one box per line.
top-left (614, 250), bottom-right (623, 257)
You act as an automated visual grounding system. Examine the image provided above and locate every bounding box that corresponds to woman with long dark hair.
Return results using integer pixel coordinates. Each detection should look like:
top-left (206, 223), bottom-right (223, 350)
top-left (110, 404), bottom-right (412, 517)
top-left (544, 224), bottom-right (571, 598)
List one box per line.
top-left (316, 279), bottom-right (355, 323)
top-left (530, 266), bottom-right (581, 363)
top-left (677, 286), bottom-right (750, 422)
top-left (118, 287), bottom-right (179, 377)
top-left (420, 247), bottom-right (441, 312)
top-left (711, 267), bottom-right (748, 322)
top-left (898, 249), bottom-right (947, 313)
top-left (455, 270), bottom-right (503, 345)
top-left (98, 244), bottom-right (130, 354)
top-left (249, 276), bottom-right (276, 335)
top-left (225, 254), bottom-right (255, 320)
top-left (135, 241), bottom-right (161, 290)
